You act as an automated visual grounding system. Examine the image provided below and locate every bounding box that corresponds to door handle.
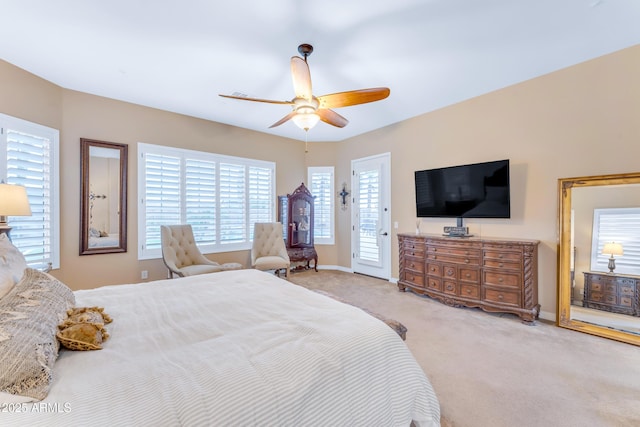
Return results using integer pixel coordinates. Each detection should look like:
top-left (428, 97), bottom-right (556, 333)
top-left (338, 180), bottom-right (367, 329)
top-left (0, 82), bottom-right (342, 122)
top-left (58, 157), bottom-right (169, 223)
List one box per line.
top-left (380, 232), bottom-right (388, 236)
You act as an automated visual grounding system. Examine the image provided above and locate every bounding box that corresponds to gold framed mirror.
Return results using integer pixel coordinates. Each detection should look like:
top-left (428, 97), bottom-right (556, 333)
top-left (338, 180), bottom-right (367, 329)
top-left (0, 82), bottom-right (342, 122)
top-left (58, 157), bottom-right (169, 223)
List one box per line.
top-left (80, 138), bottom-right (128, 255)
top-left (557, 172), bottom-right (640, 346)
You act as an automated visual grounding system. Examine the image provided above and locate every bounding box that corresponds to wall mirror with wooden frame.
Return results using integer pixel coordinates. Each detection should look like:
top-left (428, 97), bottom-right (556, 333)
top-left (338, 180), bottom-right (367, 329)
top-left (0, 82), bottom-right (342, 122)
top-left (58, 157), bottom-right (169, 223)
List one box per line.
top-left (557, 172), bottom-right (640, 346)
top-left (80, 138), bottom-right (128, 255)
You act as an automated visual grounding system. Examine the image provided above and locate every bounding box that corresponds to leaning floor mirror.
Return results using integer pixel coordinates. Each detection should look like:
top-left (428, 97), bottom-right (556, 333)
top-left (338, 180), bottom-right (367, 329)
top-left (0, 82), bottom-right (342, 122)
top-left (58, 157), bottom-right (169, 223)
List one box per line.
top-left (557, 172), bottom-right (640, 346)
top-left (80, 138), bottom-right (128, 255)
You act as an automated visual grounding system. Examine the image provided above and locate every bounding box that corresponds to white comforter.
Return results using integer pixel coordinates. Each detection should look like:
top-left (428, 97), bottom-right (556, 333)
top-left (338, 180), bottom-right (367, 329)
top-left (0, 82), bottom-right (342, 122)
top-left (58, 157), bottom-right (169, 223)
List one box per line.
top-left (4, 269), bottom-right (440, 426)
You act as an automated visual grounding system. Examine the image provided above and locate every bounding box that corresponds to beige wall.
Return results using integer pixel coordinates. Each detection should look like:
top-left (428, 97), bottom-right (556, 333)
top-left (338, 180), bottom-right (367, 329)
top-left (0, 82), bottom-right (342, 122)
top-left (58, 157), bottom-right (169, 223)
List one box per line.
top-left (1, 43), bottom-right (639, 318)
top-left (332, 44), bottom-right (640, 318)
top-left (0, 62), bottom-right (309, 289)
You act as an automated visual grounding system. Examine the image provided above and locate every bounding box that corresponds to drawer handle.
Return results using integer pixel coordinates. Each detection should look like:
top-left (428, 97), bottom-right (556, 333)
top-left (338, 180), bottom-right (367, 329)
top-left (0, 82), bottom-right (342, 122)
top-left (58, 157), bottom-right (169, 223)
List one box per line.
top-left (498, 278), bottom-right (504, 282)
top-left (465, 259), bottom-right (470, 264)
top-left (466, 289), bottom-right (472, 294)
top-left (498, 294), bottom-right (504, 300)
top-left (465, 273), bottom-right (471, 278)
top-left (434, 248), bottom-right (437, 252)
top-left (410, 263), bottom-right (415, 268)
top-left (498, 254), bottom-right (503, 259)
top-left (447, 270), bottom-right (454, 276)
top-left (499, 263), bottom-right (504, 267)
top-left (431, 267), bottom-right (436, 272)
top-left (410, 251), bottom-right (415, 256)
top-left (433, 255), bottom-right (437, 260)
top-left (447, 285), bottom-right (454, 291)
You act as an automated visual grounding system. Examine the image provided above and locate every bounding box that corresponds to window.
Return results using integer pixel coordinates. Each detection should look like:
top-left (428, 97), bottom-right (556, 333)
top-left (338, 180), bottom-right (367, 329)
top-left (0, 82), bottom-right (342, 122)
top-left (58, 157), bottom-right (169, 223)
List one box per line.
top-left (138, 143), bottom-right (275, 259)
top-left (0, 113), bottom-right (60, 270)
top-left (590, 208), bottom-right (640, 275)
top-left (308, 166), bottom-right (334, 245)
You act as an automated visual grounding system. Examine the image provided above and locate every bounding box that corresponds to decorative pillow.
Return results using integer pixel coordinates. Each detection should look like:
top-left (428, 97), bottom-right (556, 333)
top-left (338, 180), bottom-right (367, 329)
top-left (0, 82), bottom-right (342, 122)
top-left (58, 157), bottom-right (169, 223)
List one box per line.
top-left (0, 234), bottom-right (28, 299)
top-left (0, 268), bottom-right (75, 401)
top-left (57, 323), bottom-right (109, 351)
top-left (59, 306), bottom-right (113, 328)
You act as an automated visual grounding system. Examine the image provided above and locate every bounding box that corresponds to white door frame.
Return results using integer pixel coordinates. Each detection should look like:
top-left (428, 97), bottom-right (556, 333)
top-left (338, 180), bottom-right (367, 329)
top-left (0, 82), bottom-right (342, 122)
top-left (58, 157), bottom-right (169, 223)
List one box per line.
top-left (350, 152), bottom-right (391, 280)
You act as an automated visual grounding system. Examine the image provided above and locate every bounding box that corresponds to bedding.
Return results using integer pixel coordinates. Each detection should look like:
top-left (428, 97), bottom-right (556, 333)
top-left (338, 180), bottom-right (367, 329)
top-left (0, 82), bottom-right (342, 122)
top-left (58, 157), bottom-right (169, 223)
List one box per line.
top-left (3, 269), bottom-right (440, 426)
top-left (88, 234), bottom-right (120, 248)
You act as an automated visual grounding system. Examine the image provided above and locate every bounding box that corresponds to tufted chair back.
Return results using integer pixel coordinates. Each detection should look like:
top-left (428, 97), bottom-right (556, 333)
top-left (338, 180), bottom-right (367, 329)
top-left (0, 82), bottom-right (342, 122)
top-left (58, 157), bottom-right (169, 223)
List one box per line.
top-left (160, 224), bottom-right (244, 278)
top-left (251, 222), bottom-right (290, 277)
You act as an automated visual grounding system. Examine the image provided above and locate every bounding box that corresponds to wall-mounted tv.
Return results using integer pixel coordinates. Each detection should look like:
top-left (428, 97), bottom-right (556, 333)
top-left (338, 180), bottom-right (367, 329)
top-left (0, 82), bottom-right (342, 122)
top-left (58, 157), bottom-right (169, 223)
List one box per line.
top-left (415, 159), bottom-right (510, 219)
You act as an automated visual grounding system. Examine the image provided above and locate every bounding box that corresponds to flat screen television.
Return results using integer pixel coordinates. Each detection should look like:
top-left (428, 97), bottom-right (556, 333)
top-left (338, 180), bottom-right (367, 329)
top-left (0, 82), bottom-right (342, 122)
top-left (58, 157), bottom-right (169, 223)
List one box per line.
top-left (415, 159), bottom-right (510, 219)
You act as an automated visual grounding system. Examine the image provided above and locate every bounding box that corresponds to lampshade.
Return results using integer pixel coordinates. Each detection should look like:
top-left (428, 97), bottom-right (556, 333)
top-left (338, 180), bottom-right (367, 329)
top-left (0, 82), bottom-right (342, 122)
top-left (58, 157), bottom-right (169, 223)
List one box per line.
top-left (292, 111), bottom-right (320, 131)
top-left (0, 183), bottom-right (32, 216)
top-left (602, 242), bottom-right (623, 257)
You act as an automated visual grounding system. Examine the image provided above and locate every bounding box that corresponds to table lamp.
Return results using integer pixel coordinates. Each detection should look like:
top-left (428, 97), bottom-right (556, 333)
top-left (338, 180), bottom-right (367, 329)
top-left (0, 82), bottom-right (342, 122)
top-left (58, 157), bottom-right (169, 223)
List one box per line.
top-left (0, 183), bottom-right (32, 240)
top-left (602, 242), bottom-right (623, 274)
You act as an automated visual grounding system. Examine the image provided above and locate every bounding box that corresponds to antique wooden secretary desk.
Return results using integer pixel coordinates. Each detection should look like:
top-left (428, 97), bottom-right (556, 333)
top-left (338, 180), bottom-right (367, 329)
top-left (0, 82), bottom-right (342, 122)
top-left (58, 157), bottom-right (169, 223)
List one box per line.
top-left (278, 183), bottom-right (318, 271)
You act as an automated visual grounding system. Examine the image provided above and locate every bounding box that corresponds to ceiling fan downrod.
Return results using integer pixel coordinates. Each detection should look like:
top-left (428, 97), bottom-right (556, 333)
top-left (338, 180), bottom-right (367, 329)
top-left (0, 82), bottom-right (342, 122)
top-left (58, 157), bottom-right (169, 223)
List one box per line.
top-left (297, 43), bottom-right (313, 62)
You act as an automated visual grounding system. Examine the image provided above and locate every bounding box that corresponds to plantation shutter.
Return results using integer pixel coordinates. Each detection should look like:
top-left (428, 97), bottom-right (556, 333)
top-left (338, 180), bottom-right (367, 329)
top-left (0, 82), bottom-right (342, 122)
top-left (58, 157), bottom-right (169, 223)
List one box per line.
top-left (143, 153), bottom-right (181, 252)
top-left (249, 166), bottom-right (274, 239)
top-left (219, 163), bottom-right (246, 244)
top-left (2, 116), bottom-right (59, 270)
top-left (309, 167), bottom-right (334, 244)
top-left (138, 143), bottom-right (275, 259)
top-left (185, 158), bottom-right (216, 245)
top-left (590, 208), bottom-right (640, 275)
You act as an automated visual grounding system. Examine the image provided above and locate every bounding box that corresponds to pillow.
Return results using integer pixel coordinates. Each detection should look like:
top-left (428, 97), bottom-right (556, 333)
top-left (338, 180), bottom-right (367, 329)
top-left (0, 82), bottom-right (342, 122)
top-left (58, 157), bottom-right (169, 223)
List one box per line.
top-left (0, 234), bottom-right (28, 299)
top-left (58, 306), bottom-right (113, 329)
top-left (0, 268), bottom-right (75, 401)
top-left (57, 323), bottom-right (109, 351)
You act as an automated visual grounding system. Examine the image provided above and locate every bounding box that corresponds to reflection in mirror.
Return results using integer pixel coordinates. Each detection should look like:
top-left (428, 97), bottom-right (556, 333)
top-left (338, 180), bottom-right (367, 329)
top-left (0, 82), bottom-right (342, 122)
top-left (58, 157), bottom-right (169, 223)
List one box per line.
top-left (80, 139), bottom-right (128, 255)
top-left (292, 199), bottom-right (311, 246)
top-left (558, 173), bottom-right (640, 346)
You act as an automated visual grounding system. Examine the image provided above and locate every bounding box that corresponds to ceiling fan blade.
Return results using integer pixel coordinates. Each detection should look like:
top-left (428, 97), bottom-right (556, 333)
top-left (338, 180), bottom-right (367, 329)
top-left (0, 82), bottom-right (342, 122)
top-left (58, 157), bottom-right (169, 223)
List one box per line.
top-left (291, 56), bottom-right (312, 100)
top-left (219, 94), bottom-right (292, 105)
top-left (269, 111), bottom-right (297, 128)
top-left (316, 108), bottom-right (349, 128)
top-left (318, 87), bottom-right (390, 109)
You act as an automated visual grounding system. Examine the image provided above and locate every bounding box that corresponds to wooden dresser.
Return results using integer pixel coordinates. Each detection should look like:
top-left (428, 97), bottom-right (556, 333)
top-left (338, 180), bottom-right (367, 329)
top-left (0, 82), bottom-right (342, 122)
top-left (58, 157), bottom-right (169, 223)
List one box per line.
top-left (398, 233), bottom-right (540, 323)
top-left (583, 272), bottom-right (640, 316)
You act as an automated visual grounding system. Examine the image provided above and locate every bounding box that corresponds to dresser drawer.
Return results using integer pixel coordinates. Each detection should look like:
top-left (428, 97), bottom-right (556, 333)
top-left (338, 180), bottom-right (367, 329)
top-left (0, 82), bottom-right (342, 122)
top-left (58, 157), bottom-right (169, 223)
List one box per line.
top-left (620, 285), bottom-right (635, 297)
top-left (429, 245), bottom-right (481, 258)
top-left (403, 238), bottom-right (424, 255)
top-left (484, 288), bottom-right (520, 306)
top-left (427, 253), bottom-right (480, 266)
top-left (426, 262), bottom-right (442, 276)
top-left (483, 271), bottom-right (521, 288)
top-left (403, 271), bottom-right (424, 287)
top-left (426, 277), bottom-right (442, 291)
top-left (483, 259), bottom-right (521, 271)
top-left (403, 257), bottom-right (424, 273)
top-left (443, 280), bottom-right (457, 295)
top-left (460, 284), bottom-right (480, 299)
top-left (483, 249), bottom-right (522, 262)
top-left (459, 267), bottom-right (480, 284)
top-left (620, 296), bottom-right (634, 308)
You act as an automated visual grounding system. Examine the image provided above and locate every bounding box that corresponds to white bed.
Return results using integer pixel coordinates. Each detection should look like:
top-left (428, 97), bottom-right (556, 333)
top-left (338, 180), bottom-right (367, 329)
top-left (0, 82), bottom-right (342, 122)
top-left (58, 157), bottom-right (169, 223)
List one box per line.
top-left (3, 269), bottom-right (440, 426)
top-left (88, 233), bottom-right (120, 248)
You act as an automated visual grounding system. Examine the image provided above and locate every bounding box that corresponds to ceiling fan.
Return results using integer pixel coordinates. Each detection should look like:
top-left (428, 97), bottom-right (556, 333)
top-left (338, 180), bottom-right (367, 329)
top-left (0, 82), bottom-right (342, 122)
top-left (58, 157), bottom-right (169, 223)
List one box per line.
top-left (219, 44), bottom-right (390, 132)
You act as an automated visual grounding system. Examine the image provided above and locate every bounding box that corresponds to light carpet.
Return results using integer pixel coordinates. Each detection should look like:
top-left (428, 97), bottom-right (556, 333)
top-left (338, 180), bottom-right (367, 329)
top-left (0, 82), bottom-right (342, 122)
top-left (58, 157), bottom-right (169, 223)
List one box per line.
top-left (288, 270), bottom-right (640, 427)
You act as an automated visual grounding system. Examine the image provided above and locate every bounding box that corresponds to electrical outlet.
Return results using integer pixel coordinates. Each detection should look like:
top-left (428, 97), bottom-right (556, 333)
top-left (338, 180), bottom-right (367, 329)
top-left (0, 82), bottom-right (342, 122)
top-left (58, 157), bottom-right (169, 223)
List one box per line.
top-left (141, 270), bottom-right (148, 279)
top-left (394, 221), bottom-right (399, 229)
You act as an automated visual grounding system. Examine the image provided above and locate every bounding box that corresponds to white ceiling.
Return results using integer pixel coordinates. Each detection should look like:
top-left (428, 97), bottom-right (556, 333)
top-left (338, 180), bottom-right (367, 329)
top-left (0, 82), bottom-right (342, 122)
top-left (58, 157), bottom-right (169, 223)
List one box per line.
top-left (1, 1), bottom-right (639, 142)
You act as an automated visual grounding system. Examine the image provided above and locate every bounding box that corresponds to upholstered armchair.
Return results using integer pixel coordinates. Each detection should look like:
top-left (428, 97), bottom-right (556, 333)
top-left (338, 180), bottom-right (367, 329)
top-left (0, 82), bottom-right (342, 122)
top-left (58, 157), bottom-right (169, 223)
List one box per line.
top-left (161, 224), bottom-right (242, 278)
top-left (251, 222), bottom-right (290, 278)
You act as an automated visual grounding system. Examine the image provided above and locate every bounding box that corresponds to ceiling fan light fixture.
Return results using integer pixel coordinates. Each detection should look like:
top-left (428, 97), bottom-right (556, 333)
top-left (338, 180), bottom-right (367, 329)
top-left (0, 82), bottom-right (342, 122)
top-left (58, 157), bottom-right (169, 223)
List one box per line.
top-left (292, 112), bottom-right (320, 131)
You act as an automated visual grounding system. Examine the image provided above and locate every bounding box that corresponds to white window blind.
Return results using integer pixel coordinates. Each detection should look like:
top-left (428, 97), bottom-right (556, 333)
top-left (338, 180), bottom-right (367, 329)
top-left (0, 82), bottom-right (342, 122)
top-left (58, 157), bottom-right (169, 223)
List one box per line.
top-left (0, 114), bottom-right (59, 270)
top-left (308, 167), bottom-right (334, 245)
top-left (138, 143), bottom-right (275, 259)
top-left (590, 208), bottom-right (640, 275)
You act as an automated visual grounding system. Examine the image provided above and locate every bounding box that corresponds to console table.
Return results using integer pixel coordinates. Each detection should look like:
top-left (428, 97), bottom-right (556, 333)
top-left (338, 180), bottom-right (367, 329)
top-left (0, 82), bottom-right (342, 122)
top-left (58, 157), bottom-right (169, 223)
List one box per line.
top-left (583, 271), bottom-right (640, 316)
top-left (398, 233), bottom-right (540, 323)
